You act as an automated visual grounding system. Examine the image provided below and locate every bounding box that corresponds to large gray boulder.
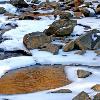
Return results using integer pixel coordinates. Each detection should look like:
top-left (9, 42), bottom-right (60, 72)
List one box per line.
top-left (75, 29), bottom-right (100, 50)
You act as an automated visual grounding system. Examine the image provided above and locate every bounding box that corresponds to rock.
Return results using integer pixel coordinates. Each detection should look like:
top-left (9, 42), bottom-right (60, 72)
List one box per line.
top-left (50, 89), bottom-right (72, 93)
top-left (74, 0), bottom-right (84, 7)
top-left (84, 2), bottom-right (92, 8)
top-left (93, 93), bottom-right (100, 100)
top-left (94, 41), bottom-right (100, 49)
top-left (31, 0), bottom-right (39, 3)
top-left (19, 15), bottom-right (35, 20)
top-left (74, 12), bottom-right (83, 17)
top-left (75, 29), bottom-right (100, 50)
top-left (2, 99), bottom-right (9, 100)
top-left (44, 19), bottom-right (77, 37)
top-left (10, 0), bottom-right (29, 8)
top-left (0, 7), bottom-right (6, 14)
top-left (79, 7), bottom-right (90, 17)
top-left (0, 50), bottom-right (31, 60)
top-left (91, 84), bottom-right (100, 91)
top-left (63, 41), bottom-right (74, 52)
top-left (60, 11), bottom-right (73, 19)
top-left (95, 50), bottom-right (100, 56)
top-left (40, 43), bottom-right (59, 55)
top-left (0, 65), bottom-right (71, 94)
top-left (77, 69), bottom-right (92, 78)
top-left (0, 52), bottom-right (23, 60)
top-left (74, 50), bottom-right (86, 55)
top-left (19, 13), bottom-right (41, 20)
top-left (72, 91), bottom-right (91, 100)
top-left (96, 4), bottom-right (100, 14)
top-left (23, 33), bottom-right (51, 50)
top-left (92, 1), bottom-right (99, 3)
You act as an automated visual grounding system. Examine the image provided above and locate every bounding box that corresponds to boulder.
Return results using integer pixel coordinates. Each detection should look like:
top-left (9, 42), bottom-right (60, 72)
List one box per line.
top-left (50, 89), bottom-right (72, 93)
top-left (75, 29), bottom-right (100, 50)
top-left (10, 0), bottom-right (29, 8)
top-left (72, 91), bottom-right (91, 100)
top-left (40, 43), bottom-right (59, 55)
top-left (77, 69), bottom-right (92, 78)
top-left (44, 19), bottom-right (77, 37)
top-left (94, 41), bottom-right (100, 49)
top-left (0, 65), bottom-right (71, 94)
top-left (19, 15), bottom-right (35, 20)
top-left (0, 7), bottom-right (6, 14)
top-left (60, 11), bottom-right (73, 19)
top-left (63, 40), bottom-right (74, 52)
top-left (23, 33), bottom-right (51, 50)
top-left (79, 7), bottom-right (90, 17)
top-left (91, 84), bottom-right (100, 91)
top-left (96, 4), bottom-right (100, 14)
top-left (93, 93), bottom-right (100, 100)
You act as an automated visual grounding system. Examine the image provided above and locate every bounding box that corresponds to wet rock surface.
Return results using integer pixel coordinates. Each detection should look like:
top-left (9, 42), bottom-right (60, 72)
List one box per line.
top-left (0, 65), bottom-right (71, 94)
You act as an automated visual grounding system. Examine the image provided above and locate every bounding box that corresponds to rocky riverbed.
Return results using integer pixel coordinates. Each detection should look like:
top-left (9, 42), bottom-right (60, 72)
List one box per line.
top-left (0, 0), bottom-right (100, 100)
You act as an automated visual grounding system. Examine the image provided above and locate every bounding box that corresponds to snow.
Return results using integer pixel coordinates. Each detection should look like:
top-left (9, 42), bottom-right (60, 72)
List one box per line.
top-left (0, 0), bottom-right (9, 1)
top-left (0, 56), bottom-right (36, 77)
top-left (77, 17), bottom-right (100, 30)
top-left (0, 0), bottom-right (100, 100)
top-left (97, 33), bottom-right (100, 36)
top-left (0, 4), bottom-right (18, 14)
top-left (72, 25), bottom-right (85, 36)
top-left (31, 50), bottom-right (100, 66)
